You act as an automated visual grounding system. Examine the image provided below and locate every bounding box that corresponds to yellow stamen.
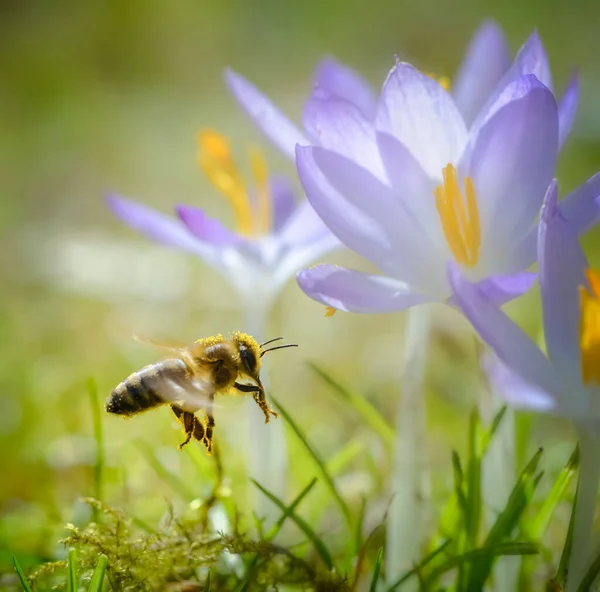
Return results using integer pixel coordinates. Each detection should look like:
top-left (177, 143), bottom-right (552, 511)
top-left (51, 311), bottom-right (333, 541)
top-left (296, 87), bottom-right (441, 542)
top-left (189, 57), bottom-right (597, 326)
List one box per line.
top-left (249, 146), bottom-right (271, 234)
top-left (197, 130), bottom-right (253, 236)
top-left (579, 269), bottom-right (600, 385)
top-left (434, 164), bottom-right (481, 268)
top-left (424, 72), bottom-right (452, 91)
top-left (324, 306), bottom-right (337, 317)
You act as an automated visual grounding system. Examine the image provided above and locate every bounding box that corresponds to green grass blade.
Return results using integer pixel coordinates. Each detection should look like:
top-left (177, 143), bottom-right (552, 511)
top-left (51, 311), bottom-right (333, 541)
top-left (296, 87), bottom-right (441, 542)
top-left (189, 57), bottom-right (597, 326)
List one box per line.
top-left (386, 539), bottom-right (452, 591)
top-left (265, 478), bottom-right (318, 542)
top-left (326, 439), bottom-right (364, 476)
top-left (252, 478), bottom-right (335, 571)
top-left (465, 409), bottom-right (482, 548)
top-left (309, 362), bottom-right (394, 449)
top-left (88, 554), bottom-right (108, 592)
top-left (87, 378), bottom-right (105, 522)
top-left (203, 570), bottom-right (211, 592)
top-left (271, 395), bottom-right (354, 537)
top-left (532, 446), bottom-right (578, 538)
top-left (575, 547), bottom-right (600, 592)
top-left (426, 542), bottom-right (538, 585)
top-left (451, 450), bottom-right (468, 522)
top-left (12, 556), bottom-right (33, 592)
top-left (466, 448), bottom-right (543, 590)
top-left (369, 547), bottom-right (384, 592)
top-left (67, 548), bottom-right (78, 592)
top-left (137, 440), bottom-right (195, 500)
top-left (480, 406), bottom-right (507, 455)
top-left (555, 470), bottom-right (579, 589)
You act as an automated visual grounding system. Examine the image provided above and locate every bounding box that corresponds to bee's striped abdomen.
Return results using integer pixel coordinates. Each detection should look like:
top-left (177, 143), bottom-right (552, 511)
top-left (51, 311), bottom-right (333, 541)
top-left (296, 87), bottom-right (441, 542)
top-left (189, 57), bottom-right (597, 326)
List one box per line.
top-left (106, 359), bottom-right (188, 416)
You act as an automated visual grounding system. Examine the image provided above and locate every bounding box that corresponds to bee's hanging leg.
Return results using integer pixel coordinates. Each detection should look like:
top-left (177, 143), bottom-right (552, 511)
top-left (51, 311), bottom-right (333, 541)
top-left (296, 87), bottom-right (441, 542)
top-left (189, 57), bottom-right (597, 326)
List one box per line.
top-left (171, 405), bottom-right (195, 449)
top-left (234, 382), bottom-right (278, 423)
top-left (203, 394), bottom-right (216, 455)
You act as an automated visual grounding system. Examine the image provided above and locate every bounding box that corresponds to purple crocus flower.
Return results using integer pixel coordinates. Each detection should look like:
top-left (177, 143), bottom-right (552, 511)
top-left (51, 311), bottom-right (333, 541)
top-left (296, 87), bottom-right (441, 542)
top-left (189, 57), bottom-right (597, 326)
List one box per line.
top-left (450, 181), bottom-right (600, 591)
top-left (107, 130), bottom-right (338, 307)
top-left (292, 62), bottom-right (599, 313)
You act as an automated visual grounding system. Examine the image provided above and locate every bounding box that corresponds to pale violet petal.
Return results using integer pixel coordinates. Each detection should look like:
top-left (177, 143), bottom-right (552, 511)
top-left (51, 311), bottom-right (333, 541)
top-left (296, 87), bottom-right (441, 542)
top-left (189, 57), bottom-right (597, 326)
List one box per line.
top-left (303, 96), bottom-right (386, 181)
top-left (301, 145), bottom-right (447, 293)
top-left (506, 174), bottom-right (600, 271)
top-left (269, 176), bottom-right (297, 232)
top-left (558, 70), bottom-right (579, 150)
top-left (462, 75), bottom-right (558, 273)
top-left (176, 205), bottom-right (243, 246)
top-left (376, 62), bottom-right (468, 178)
top-left (106, 194), bottom-right (214, 258)
top-left (448, 262), bottom-right (565, 404)
top-left (483, 353), bottom-right (561, 414)
top-left (297, 265), bottom-right (437, 313)
top-left (453, 20), bottom-right (511, 126)
top-left (313, 57), bottom-right (377, 120)
top-left (277, 197), bottom-right (340, 248)
top-left (538, 180), bottom-right (588, 390)
top-left (224, 68), bottom-right (307, 161)
top-left (447, 271), bottom-right (537, 307)
top-left (376, 131), bottom-right (442, 245)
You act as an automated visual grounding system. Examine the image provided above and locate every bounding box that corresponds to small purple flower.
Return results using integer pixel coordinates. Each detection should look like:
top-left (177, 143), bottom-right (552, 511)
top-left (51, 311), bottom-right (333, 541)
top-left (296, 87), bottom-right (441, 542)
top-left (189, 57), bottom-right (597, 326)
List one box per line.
top-left (107, 130), bottom-right (338, 305)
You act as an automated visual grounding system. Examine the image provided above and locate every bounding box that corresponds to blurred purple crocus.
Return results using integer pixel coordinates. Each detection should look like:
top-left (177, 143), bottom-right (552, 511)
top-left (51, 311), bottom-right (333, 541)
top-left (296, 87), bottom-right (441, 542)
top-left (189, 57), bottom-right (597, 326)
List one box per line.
top-left (450, 181), bottom-right (600, 591)
top-left (107, 130), bottom-right (338, 308)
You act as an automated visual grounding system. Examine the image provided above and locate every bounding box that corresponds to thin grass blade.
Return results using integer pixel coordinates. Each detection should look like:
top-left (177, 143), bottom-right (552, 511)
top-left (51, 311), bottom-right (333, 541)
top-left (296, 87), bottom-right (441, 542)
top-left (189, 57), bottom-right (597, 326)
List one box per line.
top-left (252, 478), bottom-right (335, 571)
top-left (12, 556), bottom-right (33, 592)
top-left (386, 539), bottom-right (452, 591)
top-left (575, 547), bottom-right (600, 592)
top-left (270, 395), bottom-right (354, 537)
top-left (88, 554), bottom-right (108, 592)
top-left (555, 473), bottom-right (578, 589)
top-left (369, 547), bottom-right (384, 592)
top-left (87, 378), bottom-right (105, 522)
top-left (309, 362), bottom-right (394, 449)
top-left (67, 548), bottom-right (78, 592)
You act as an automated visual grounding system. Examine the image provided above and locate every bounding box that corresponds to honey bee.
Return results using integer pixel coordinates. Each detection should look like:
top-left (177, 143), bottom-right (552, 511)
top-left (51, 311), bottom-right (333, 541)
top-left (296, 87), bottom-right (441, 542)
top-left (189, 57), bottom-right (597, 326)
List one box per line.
top-left (106, 332), bottom-right (297, 453)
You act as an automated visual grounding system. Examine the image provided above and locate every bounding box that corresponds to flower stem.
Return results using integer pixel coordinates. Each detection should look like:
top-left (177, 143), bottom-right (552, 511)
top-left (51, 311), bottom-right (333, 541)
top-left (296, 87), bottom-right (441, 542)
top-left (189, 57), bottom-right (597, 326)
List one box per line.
top-left (566, 426), bottom-right (600, 592)
top-left (243, 301), bottom-right (288, 525)
top-left (386, 305), bottom-right (432, 587)
top-left (481, 393), bottom-right (517, 592)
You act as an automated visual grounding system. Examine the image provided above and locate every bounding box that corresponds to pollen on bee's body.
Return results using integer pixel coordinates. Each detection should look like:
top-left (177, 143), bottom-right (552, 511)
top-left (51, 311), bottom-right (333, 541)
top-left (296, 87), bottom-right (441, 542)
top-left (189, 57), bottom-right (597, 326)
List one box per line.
top-left (579, 269), bottom-right (600, 385)
top-left (434, 163), bottom-right (481, 268)
top-left (197, 129), bottom-right (272, 237)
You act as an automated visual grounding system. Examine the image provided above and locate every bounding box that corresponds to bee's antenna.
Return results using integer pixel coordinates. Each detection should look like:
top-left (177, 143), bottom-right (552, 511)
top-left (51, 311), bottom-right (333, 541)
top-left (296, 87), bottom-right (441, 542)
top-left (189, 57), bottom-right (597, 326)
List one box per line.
top-left (260, 343), bottom-right (298, 357)
top-left (260, 337), bottom-right (284, 348)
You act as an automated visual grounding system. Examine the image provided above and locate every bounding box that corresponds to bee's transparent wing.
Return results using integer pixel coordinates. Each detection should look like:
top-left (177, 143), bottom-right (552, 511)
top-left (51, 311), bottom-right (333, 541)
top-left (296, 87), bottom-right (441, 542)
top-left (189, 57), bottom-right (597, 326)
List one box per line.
top-left (133, 334), bottom-right (188, 354)
top-left (156, 359), bottom-right (222, 413)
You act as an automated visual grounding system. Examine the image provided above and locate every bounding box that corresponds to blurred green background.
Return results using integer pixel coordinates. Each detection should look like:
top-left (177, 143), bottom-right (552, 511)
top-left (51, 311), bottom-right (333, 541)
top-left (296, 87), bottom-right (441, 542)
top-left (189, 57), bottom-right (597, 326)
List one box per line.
top-left (1, 0), bottom-right (599, 584)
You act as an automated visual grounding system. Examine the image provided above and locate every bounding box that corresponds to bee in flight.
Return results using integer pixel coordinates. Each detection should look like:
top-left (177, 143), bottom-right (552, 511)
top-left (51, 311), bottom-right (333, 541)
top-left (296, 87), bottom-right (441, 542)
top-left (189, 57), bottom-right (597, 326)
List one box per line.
top-left (106, 332), bottom-right (297, 454)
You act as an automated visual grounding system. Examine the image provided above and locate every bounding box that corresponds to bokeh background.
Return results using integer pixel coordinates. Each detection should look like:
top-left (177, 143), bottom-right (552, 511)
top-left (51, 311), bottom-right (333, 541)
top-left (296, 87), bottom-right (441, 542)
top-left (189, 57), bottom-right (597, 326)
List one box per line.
top-left (1, 0), bottom-right (600, 584)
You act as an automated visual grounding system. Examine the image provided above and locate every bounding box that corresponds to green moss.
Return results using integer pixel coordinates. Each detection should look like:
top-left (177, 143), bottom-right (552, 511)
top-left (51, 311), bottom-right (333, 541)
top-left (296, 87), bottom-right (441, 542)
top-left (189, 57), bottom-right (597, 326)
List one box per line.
top-left (28, 498), bottom-right (349, 592)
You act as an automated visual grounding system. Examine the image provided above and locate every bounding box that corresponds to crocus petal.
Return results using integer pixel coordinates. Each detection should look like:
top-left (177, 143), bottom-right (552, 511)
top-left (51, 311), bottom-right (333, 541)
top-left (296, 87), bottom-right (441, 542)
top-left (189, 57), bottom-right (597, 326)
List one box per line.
top-left (452, 20), bottom-right (511, 126)
top-left (472, 271), bottom-right (537, 306)
top-left (313, 57), bottom-right (378, 120)
top-left (463, 75), bottom-right (558, 272)
top-left (299, 145), bottom-right (446, 293)
top-left (297, 265), bottom-right (436, 313)
top-left (376, 132), bottom-right (441, 245)
top-left (224, 68), bottom-right (307, 161)
top-left (176, 205), bottom-right (242, 247)
top-left (303, 96), bottom-right (385, 180)
top-left (505, 174), bottom-right (600, 271)
top-left (376, 62), bottom-right (468, 178)
top-left (558, 70), bottom-right (579, 149)
top-left (269, 176), bottom-right (297, 231)
top-left (538, 180), bottom-right (588, 389)
top-left (448, 262), bottom-right (564, 403)
top-left (483, 354), bottom-right (560, 413)
top-left (277, 196), bottom-right (338, 248)
top-left (107, 194), bottom-right (212, 256)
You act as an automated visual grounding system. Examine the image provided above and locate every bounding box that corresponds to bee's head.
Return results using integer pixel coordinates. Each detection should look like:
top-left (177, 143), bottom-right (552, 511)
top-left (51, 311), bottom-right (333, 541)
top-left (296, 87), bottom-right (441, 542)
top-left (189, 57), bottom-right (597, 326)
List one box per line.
top-left (233, 333), bottom-right (262, 380)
